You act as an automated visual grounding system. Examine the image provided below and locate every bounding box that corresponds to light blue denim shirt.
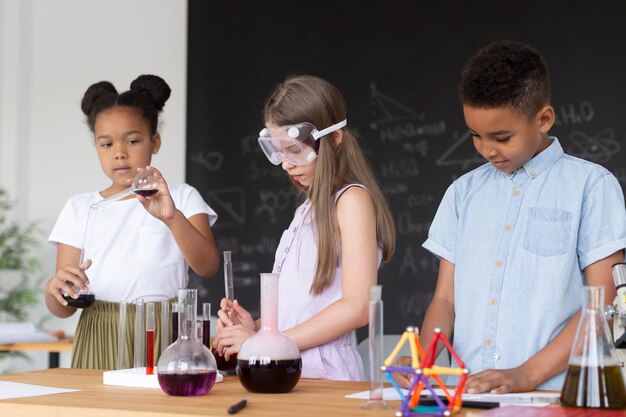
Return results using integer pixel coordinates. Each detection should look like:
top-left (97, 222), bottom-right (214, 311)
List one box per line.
top-left (423, 137), bottom-right (626, 390)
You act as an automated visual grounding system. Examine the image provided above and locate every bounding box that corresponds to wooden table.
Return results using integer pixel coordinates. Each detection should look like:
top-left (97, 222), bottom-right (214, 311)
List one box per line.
top-left (0, 368), bottom-right (499, 417)
top-left (0, 338), bottom-right (73, 368)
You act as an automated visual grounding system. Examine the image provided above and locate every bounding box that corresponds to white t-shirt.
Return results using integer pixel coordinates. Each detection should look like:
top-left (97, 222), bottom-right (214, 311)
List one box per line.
top-left (48, 184), bottom-right (217, 302)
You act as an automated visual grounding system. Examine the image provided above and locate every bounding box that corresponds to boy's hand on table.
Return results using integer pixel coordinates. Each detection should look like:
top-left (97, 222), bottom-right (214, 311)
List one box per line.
top-left (465, 366), bottom-right (536, 394)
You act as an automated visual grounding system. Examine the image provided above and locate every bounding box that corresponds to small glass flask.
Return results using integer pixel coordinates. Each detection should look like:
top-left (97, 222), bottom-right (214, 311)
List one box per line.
top-left (236, 273), bottom-right (302, 393)
top-left (157, 289), bottom-right (217, 396)
top-left (560, 285), bottom-right (626, 409)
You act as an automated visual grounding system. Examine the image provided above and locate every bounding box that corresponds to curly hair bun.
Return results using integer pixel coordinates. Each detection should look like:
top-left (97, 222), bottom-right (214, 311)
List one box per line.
top-left (81, 81), bottom-right (117, 116)
top-left (130, 74), bottom-right (171, 111)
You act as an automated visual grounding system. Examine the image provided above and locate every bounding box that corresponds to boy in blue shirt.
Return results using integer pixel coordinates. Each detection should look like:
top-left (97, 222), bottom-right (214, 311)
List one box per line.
top-left (397, 41), bottom-right (626, 392)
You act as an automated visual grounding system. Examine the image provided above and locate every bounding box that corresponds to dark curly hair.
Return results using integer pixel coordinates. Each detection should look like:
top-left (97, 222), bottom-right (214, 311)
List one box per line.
top-left (81, 74), bottom-right (171, 134)
top-left (459, 41), bottom-right (551, 118)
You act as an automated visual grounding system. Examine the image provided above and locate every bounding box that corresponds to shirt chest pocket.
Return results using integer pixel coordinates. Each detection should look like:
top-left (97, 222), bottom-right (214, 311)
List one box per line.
top-left (523, 207), bottom-right (573, 257)
top-left (139, 226), bottom-right (179, 266)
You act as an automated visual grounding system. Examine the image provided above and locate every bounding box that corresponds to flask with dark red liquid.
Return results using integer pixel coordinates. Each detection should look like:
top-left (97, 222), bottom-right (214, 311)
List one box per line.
top-left (63, 287), bottom-right (95, 308)
top-left (157, 289), bottom-right (217, 396)
top-left (236, 273), bottom-right (302, 393)
top-left (560, 286), bottom-right (626, 409)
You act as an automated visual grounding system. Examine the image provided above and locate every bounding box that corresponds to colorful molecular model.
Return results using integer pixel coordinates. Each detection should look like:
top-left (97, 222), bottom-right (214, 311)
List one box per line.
top-left (382, 327), bottom-right (468, 417)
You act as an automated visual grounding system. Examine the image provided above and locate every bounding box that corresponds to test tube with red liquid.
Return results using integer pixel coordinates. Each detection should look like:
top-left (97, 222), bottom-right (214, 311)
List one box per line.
top-left (146, 302), bottom-right (155, 375)
top-left (171, 302), bottom-right (179, 344)
top-left (202, 302), bottom-right (211, 349)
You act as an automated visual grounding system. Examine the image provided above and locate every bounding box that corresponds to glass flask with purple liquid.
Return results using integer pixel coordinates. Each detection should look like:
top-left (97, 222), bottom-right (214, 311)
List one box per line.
top-left (157, 289), bottom-right (217, 396)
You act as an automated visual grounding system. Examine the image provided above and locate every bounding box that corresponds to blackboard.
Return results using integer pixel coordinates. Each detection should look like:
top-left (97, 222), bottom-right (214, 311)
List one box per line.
top-left (185, 0), bottom-right (626, 341)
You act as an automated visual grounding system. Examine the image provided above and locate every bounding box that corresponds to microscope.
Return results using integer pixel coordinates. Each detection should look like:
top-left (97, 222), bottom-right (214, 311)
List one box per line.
top-left (606, 262), bottom-right (626, 383)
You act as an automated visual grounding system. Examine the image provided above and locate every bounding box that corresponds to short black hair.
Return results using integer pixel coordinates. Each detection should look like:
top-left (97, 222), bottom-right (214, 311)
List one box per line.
top-left (459, 41), bottom-right (551, 118)
top-left (81, 74), bottom-right (171, 134)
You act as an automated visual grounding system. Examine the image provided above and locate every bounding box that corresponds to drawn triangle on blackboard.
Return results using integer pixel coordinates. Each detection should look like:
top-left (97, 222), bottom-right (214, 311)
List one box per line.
top-left (436, 130), bottom-right (484, 168)
top-left (370, 83), bottom-right (424, 129)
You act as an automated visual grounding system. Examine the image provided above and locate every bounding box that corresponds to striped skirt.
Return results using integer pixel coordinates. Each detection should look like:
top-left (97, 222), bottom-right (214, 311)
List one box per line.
top-left (71, 299), bottom-right (175, 370)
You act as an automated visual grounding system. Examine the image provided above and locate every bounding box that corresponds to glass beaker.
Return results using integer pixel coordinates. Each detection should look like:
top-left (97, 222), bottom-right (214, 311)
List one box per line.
top-left (236, 273), bottom-right (302, 393)
top-left (157, 289), bottom-right (217, 396)
top-left (560, 285), bottom-right (626, 409)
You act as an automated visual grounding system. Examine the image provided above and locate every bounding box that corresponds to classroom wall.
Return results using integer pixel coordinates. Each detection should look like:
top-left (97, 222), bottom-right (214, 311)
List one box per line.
top-left (0, 0), bottom-right (187, 371)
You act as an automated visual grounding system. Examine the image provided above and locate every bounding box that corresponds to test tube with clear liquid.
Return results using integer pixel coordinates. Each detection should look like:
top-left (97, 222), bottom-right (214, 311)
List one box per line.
top-left (212, 251), bottom-right (238, 372)
top-left (134, 300), bottom-right (145, 369)
top-left (116, 302), bottom-right (128, 370)
top-left (362, 285), bottom-right (390, 410)
top-left (160, 300), bottom-right (170, 355)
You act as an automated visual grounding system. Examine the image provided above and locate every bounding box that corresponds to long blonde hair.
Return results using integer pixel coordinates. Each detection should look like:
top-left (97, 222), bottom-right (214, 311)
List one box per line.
top-left (264, 75), bottom-right (396, 294)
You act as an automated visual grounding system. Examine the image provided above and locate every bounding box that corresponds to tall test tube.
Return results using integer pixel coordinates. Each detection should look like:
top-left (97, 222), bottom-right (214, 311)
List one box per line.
top-left (223, 251), bottom-right (234, 320)
top-left (362, 285), bottom-right (390, 410)
top-left (117, 302), bottom-right (127, 370)
top-left (134, 300), bottom-right (145, 369)
top-left (171, 301), bottom-right (179, 344)
top-left (160, 300), bottom-right (170, 355)
top-left (146, 303), bottom-right (155, 375)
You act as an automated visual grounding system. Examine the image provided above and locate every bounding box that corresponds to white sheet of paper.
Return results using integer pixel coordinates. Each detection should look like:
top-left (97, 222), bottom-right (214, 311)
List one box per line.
top-left (345, 386), bottom-right (558, 407)
top-left (0, 381), bottom-right (79, 400)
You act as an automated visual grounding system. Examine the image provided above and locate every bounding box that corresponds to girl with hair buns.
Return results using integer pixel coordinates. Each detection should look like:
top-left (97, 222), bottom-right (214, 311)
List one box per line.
top-left (45, 74), bottom-right (220, 369)
top-left (214, 75), bottom-right (396, 381)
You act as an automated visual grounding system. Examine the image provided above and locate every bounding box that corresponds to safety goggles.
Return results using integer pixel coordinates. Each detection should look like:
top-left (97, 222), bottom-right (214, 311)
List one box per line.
top-left (257, 119), bottom-right (347, 165)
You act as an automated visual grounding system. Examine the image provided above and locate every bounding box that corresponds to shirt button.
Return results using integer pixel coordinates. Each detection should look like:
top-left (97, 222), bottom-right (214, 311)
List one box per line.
top-left (493, 352), bottom-right (500, 361)
top-left (292, 226), bottom-right (298, 233)
top-left (277, 266), bottom-right (281, 272)
top-left (503, 224), bottom-right (511, 231)
top-left (484, 338), bottom-right (492, 346)
top-left (529, 170), bottom-right (536, 177)
top-left (284, 246), bottom-right (290, 253)
top-left (495, 259), bottom-right (502, 267)
top-left (489, 298), bottom-right (497, 306)
top-left (512, 188), bottom-right (520, 196)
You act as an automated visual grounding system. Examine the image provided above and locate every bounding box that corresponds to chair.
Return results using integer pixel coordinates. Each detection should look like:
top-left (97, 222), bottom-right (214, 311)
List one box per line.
top-left (357, 334), bottom-right (450, 380)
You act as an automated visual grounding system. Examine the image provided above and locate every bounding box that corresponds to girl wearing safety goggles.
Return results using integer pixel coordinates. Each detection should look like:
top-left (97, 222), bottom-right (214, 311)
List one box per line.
top-left (215, 75), bottom-right (396, 381)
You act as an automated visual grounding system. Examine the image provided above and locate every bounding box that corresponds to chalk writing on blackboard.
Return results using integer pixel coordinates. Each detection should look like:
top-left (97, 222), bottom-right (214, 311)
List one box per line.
top-left (240, 134), bottom-right (262, 156)
top-left (190, 150), bottom-right (224, 172)
top-left (396, 211), bottom-right (432, 236)
top-left (383, 183), bottom-right (409, 195)
top-left (254, 189), bottom-right (294, 223)
top-left (554, 101), bottom-right (594, 126)
top-left (380, 158), bottom-right (420, 178)
top-left (206, 188), bottom-right (245, 227)
top-left (369, 83), bottom-right (446, 142)
top-left (240, 236), bottom-right (279, 256)
top-left (407, 193), bottom-right (434, 208)
top-left (402, 140), bottom-right (429, 156)
top-left (566, 128), bottom-right (619, 164)
top-left (398, 247), bottom-right (440, 276)
top-left (249, 160), bottom-right (287, 180)
top-left (436, 130), bottom-right (484, 169)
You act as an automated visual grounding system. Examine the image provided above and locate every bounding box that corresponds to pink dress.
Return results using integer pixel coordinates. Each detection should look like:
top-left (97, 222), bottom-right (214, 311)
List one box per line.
top-left (273, 184), bottom-right (383, 381)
